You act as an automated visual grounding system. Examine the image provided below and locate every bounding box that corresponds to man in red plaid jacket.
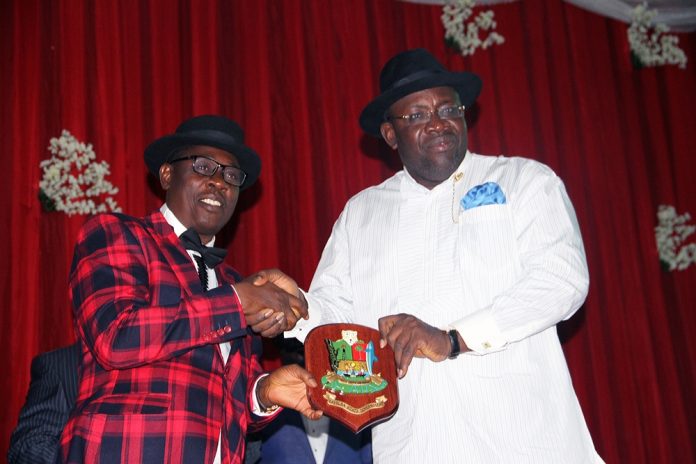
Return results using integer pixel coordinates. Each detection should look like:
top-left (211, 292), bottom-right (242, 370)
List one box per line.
top-left (59, 115), bottom-right (321, 464)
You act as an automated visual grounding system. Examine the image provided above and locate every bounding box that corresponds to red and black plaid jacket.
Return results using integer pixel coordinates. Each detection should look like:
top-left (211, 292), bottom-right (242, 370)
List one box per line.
top-left (60, 210), bottom-right (271, 463)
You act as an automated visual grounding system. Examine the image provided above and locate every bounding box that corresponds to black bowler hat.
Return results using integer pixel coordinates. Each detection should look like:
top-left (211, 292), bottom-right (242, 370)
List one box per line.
top-left (359, 48), bottom-right (482, 137)
top-left (144, 115), bottom-right (261, 190)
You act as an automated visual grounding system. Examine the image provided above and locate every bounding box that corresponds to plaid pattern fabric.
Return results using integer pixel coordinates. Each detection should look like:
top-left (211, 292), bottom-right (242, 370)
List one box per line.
top-left (60, 211), bottom-right (270, 463)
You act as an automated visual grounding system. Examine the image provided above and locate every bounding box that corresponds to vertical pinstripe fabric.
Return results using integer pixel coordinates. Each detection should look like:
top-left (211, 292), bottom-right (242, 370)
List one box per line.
top-left (8, 343), bottom-right (79, 464)
top-left (296, 152), bottom-right (602, 463)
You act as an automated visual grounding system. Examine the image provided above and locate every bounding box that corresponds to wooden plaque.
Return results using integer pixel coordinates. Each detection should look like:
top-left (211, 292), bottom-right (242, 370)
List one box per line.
top-left (304, 323), bottom-right (399, 433)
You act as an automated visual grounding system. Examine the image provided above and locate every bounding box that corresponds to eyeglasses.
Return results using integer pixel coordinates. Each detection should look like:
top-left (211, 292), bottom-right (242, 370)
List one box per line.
top-left (168, 155), bottom-right (247, 187)
top-left (387, 105), bottom-right (466, 126)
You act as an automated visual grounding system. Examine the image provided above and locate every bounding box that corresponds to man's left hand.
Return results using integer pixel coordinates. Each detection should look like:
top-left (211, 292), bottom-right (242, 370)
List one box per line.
top-left (378, 313), bottom-right (451, 378)
top-left (256, 365), bottom-right (323, 420)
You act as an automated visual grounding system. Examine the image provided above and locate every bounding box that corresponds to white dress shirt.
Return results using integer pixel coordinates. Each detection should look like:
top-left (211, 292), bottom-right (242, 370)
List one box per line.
top-left (288, 152), bottom-right (604, 463)
top-left (301, 414), bottom-right (330, 463)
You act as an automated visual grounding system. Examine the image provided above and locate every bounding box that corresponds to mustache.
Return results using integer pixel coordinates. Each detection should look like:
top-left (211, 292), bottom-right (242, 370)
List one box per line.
top-left (422, 133), bottom-right (457, 148)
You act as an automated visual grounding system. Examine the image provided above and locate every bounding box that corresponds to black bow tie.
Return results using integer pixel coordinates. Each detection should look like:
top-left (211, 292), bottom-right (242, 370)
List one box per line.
top-left (179, 227), bottom-right (227, 269)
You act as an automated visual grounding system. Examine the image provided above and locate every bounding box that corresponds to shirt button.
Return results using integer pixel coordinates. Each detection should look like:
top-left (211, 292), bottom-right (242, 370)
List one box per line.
top-left (482, 342), bottom-right (492, 349)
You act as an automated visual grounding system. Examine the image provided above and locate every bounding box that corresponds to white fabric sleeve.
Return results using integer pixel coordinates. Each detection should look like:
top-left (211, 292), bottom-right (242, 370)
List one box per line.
top-left (450, 308), bottom-right (507, 355)
top-left (284, 290), bottom-right (325, 343)
top-left (452, 167), bottom-right (589, 354)
top-left (285, 209), bottom-right (355, 343)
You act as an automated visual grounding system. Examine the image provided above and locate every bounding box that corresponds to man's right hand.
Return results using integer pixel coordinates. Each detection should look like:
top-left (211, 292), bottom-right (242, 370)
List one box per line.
top-left (250, 268), bottom-right (308, 319)
top-left (235, 269), bottom-right (308, 337)
top-left (378, 313), bottom-right (459, 378)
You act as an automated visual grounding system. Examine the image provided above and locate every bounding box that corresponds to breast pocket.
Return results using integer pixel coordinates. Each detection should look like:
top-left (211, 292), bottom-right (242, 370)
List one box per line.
top-left (458, 204), bottom-right (521, 298)
top-left (82, 392), bottom-right (171, 415)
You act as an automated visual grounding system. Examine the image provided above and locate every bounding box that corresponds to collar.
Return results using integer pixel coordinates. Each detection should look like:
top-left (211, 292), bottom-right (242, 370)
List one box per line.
top-left (401, 151), bottom-right (470, 195)
top-left (160, 203), bottom-right (216, 247)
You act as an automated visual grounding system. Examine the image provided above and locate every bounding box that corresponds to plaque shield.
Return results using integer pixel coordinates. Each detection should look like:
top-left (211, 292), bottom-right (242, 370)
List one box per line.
top-left (304, 323), bottom-right (399, 433)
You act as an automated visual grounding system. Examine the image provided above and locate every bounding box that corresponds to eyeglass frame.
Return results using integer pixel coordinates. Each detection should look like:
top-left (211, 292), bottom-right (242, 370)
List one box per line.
top-left (385, 104), bottom-right (466, 126)
top-left (167, 154), bottom-right (247, 187)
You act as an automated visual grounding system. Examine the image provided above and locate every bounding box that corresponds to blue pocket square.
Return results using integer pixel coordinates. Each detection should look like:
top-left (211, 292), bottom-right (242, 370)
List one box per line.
top-left (461, 182), bottom-right (506, 210)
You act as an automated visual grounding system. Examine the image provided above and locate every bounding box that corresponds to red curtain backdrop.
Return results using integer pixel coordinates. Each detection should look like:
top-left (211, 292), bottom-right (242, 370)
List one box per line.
top-left (2, 1), bottom-right (695, 462)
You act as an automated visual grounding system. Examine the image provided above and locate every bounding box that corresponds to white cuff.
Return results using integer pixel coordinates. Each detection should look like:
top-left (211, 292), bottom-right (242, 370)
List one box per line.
top-left (451, 309), bottom-right (507, 355)
top-left (251, 374), bottom-right (280, 416)
top-left (284, 290), bottom-right (322, 343)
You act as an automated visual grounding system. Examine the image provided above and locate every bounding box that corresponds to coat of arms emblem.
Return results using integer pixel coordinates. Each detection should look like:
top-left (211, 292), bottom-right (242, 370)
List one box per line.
top-left (322, 329), bottom-right (387, 396)
top-left (304, 324), bottom-right (399, 433)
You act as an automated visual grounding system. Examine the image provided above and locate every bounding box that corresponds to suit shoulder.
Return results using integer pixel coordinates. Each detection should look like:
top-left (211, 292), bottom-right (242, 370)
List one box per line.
top-left (79, 212), bottom-right (146, 234)
top-left (30, 344), bottom-right (80, 377)
top-left (343, 172), bottom-right (402, 209)
top-left (75, 212), bottom-right (151, 249)
top-left (33, 343), bottom-right (80, 366)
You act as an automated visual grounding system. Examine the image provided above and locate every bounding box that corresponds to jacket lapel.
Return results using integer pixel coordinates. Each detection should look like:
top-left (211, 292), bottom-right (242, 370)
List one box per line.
top-left (146, 211), bottom-right (204, 296)
top-left (145, 211), bottom-right (226, 362)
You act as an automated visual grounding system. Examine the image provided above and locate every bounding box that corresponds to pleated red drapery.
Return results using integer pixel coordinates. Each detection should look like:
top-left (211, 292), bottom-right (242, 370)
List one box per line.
top-left (1, 1), bottom-right (695, 462)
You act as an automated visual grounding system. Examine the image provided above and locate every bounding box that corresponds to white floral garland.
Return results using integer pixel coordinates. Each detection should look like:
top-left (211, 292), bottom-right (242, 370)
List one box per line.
top-left (628, 3), bottom-right (687, 69)
top-left (655, 205), bottom-right (696, 271)
top-left (442, 0), bottom-right (504, 57)
top-left (38, 130), bottom-right (122, 216)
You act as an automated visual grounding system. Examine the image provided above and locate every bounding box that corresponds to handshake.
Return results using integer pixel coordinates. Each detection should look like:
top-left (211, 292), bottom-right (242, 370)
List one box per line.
top-left (234, 269), bottom-right (323, 420)
top-left (234, 268), bottom-right (308, 338)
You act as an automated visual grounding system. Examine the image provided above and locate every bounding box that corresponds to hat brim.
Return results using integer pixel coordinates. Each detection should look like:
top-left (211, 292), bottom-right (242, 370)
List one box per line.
top-left (359, 72), bottom-right (482, 137)
top-left (144, 132), bottom-right (261, 190)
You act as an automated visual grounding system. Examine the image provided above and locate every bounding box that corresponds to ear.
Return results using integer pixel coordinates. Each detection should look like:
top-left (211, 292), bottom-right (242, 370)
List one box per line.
top-left (159, 163), bottom-right (172, 190)
top-left (380, 122), bottom-right (398, 150)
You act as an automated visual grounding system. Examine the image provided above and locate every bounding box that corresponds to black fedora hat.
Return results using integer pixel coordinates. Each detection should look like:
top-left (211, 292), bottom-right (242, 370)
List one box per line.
top-left (144, 115), bottom-right (261, 190)
top-left (359, 48), bottom-right (482, 137)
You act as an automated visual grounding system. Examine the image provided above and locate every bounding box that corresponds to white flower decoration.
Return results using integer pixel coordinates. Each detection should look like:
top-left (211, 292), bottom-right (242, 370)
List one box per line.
top-left (38, 130), bottom-right (122, 216)
top-left (655, 205), bottom-right (696, 271)
top-left (442, 0), bottom-right (504, 57)
top-left (628, 3), bottom-right (687, 69)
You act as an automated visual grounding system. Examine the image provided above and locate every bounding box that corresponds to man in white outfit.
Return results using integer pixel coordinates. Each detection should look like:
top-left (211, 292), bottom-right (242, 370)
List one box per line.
top-left (288, 48), bottom-right (604, 463)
